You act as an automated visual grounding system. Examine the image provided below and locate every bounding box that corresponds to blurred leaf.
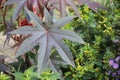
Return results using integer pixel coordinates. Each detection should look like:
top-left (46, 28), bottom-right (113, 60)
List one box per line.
top-left (13, 72), bottom-right (25, 80)
top-left (12, 0), bottom-right (26, 21)
top-left (0, 55), bottom-right (11, 77)
top-left (3, 19), bottom-right (13, 46)
top-left (76, 0), bottom-right (102, 12)
top-left (48, 0), bottom-right (80, 17)
top-left (0, 72), bottom-right (10, 80)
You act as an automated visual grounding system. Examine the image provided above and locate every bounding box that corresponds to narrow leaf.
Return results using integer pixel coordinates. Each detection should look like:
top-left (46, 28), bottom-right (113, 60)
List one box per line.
top-left (10, 26), bottom-right (40, 35)
top-left (51, 29), bottom-right (85, 44)
top-left (47, 0), bottom-right (59, 7)
top-left (87, 2), bottom-right (102, 12)
top-left (76, 0), bottom-right (88, 5)
top-left (16, 32), bottom-right (45, 57)
top-left (44, 7), bottom-right (53, 24)
top-left (48, 60), bottom-right (62, 74)
top-left (56, 40), bottom-right (75, 66)
top-left (76, 0), bottom-right (102, 12)
top-left (60, 0), bottom-right (66, 17)
top-left (50, 35), bottom-right (75, 67)
top-left (66, 0), bottom-right (80, 17)
top-left (25, 8), bottom-right (45, 30)
top-left (52, 16), bottom-right (76, 29)
top-left (4, 0), bottom-right (19, 5)
top-left (3, 19), bottom-right (13, 46)
top-left (12, 0), bottom-right (26, 21)
top-left (37, 34), bottom-right (52, 73)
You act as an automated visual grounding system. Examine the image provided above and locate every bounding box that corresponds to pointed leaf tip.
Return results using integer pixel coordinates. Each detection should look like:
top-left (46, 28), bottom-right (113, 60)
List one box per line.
top-left (12, 0), bottom-right (26, 21)
top-left (66, 0), bottom-right (80, 17)
top-left (44, 7), bottom-right (53, 23)
top-left (53, 15), bottom-right (76, 29)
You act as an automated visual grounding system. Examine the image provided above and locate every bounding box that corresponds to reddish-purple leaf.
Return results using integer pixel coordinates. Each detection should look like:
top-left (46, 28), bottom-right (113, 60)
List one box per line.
top-left (66, 0), bottom-right (80, 17)
top-left (3, 19), bottom-right (13, 46)
top-left (76, 0), bottom-right (102, 12)
top-left (12, 0), bottom-right (26, 21)
top-left (87, 1), bottom-right (102, 12)
top-left (60, 0), bottom-right (67, 17)
top-left (10, 9), bottom-right (84, 74)
top-left (48, 0), bottom-right (80, 17)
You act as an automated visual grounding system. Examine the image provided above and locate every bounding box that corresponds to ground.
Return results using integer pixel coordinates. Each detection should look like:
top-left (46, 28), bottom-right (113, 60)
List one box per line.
top-left (0, 32), bottom-right (17, 63)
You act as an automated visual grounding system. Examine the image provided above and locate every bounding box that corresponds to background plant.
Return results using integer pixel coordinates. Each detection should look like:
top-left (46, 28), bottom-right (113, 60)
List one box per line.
top-left (0, 72), bottom-right (10, 80)
top-left (62, 0), bottom-right (120, 79)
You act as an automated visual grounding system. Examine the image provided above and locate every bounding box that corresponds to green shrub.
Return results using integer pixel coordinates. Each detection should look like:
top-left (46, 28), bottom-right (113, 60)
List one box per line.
top-left (63, 2), bottom-right (120, 79)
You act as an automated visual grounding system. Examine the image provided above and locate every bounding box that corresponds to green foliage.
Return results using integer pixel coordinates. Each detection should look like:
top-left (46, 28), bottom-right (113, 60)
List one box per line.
top-left (13, 66), bottom-right (60, 80)
top-left (38, 70), bottom-right (60, 80)
top-left (0, 72), bottom-right (10, 80)
top-left (63, 2), bottom-right (120, 79)
top-left (0, 5), bottom-right (14, 32)
top-left (13, 67), bottom-right (37, 80)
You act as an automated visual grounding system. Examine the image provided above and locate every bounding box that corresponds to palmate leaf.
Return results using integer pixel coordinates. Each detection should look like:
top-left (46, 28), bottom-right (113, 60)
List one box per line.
top-left (10, 8), bottom-right (85, 73)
